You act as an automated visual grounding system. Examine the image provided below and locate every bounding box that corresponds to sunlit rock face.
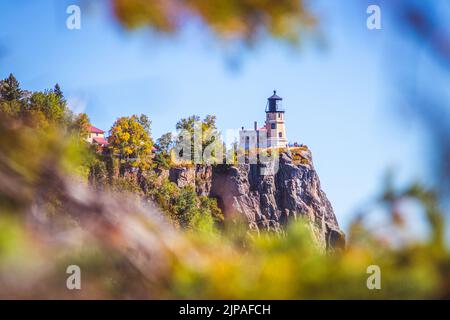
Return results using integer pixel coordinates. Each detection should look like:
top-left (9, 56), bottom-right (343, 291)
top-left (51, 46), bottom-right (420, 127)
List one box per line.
top-left (168, 165), bottom-right (212, 196)
top-left (168, 151), bottom-right (345, 251)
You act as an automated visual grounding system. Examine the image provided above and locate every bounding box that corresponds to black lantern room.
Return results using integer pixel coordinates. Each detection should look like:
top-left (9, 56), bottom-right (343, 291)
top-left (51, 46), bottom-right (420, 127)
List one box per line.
top-left (265, 90), bottom-right (284, 113)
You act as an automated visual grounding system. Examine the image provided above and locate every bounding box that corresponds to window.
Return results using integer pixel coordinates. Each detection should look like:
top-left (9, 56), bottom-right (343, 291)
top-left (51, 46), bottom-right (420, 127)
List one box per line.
top-left (245, 136), bottom-right (250, 151)
top-left (279, 132), bottom-right (282, 138)
top-left (278, 113), bottom-right (281, 119)
top-left (271, 123), bottom-right (276, 129)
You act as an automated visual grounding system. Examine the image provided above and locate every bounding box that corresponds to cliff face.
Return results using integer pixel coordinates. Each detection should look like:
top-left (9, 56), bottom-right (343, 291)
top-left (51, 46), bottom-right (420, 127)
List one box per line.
top-left (169, 150), bottom-right (345, 250)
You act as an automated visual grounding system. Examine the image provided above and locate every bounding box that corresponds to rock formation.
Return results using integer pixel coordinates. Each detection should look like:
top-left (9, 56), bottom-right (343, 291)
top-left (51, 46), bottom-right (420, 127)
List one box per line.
top-left (168, 149), bottom-right (345, 250)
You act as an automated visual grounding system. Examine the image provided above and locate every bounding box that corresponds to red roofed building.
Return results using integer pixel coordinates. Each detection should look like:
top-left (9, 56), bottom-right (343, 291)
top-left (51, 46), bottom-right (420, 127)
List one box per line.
top-left (92, 136), bottom-right (109, 146)
top-left (86, 125), bottom-right (109, 147)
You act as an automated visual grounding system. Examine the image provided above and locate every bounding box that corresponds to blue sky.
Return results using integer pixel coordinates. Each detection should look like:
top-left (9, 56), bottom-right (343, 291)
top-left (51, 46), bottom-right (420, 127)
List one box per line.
top-left (0, 0), bottom-right (433, 231)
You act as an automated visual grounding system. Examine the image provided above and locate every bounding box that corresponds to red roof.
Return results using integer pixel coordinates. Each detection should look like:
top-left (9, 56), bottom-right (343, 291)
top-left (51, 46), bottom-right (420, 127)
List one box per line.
top-left (92, 137), bottom-right (109, 145)
top-left (89, 125), bottom-right (104, 134)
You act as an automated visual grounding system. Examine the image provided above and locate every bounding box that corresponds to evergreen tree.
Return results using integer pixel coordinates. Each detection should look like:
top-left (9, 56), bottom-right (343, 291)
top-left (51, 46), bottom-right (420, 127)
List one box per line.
top-left (0, 74), bottom-right (23, 101)
top-left (53, 84), bottom-right (64, 101)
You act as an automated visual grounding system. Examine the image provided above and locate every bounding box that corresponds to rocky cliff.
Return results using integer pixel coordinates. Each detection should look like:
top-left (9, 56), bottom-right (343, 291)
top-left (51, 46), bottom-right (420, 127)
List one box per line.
top-left (168, 149), bottom-right (345, 250)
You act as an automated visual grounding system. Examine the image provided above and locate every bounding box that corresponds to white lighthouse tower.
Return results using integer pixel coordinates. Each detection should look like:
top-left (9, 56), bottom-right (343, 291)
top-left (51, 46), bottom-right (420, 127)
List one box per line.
top-left (239, 90), bottom-right (288, 152)
top-left (265, 90), bottom-right (288, 148)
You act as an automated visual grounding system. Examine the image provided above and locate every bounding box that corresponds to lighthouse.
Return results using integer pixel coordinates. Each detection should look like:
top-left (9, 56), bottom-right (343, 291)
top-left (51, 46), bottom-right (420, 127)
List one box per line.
top-left (239, 90), bottom-right (288, 152)
top-left (265, 90), bottom-right (288, 148)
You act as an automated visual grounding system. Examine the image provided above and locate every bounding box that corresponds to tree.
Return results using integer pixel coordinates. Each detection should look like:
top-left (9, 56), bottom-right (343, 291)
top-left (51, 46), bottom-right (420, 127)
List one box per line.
top-left (0, 97), bottom-right (21, 117)
top-left (72, 113), bottom-right (91, 140)
top-left (108, 115), bottom-right (154, 170)
top-left (138, 114), bottom-right (151, 136)
top-left (27, 91), bottom-right (72, 126)
top-left (53, 84), bottom-right (65, 103)
top-left (175, 115), bottom-right (200, 132)
top-left (200, 115), bottom-right (223, 164)
top-left (156, 132), bottom-right (173, 153)
top-left (0, 74), bottom-right (23, 101)
top-left (0, 77), bottom-right (76, 129)
top-left (112, 0), bottom-right (314, 45)
top-left (176, 115), bottom-right (218, 141)
top-left (202, 115), bottom-right (217, 131)
top-left (153, 132), bottom-right (174, 169)
top-left (174, 114), bottom-right (222, 164)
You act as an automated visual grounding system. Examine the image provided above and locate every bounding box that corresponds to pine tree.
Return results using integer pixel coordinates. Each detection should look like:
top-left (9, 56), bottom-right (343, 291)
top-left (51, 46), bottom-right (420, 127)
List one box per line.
top-left (0, 74), bottom-right (23, 101)
top-left (53, 83), bottom-right (67, 107)
top-left (53, 84), bottom-right (63, 100)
